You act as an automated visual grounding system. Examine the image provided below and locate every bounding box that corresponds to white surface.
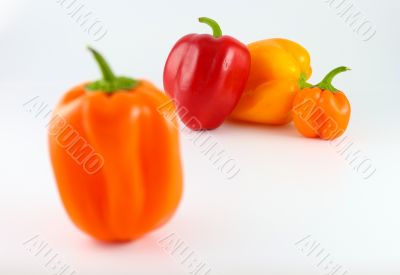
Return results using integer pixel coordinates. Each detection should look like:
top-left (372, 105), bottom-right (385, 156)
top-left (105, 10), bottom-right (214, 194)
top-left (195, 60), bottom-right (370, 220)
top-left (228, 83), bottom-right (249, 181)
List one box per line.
top-left (1, 0), bottom-right (400, 274)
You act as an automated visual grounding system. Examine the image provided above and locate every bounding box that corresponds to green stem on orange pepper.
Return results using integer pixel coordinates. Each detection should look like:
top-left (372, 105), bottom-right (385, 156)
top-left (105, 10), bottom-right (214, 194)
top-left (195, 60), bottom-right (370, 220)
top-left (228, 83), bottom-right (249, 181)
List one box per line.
top-left (315, 66), bottom-right (350, 93)
top-left (298, 73), bottom-right (313, 89)
top-left (86, 46), bottom-right (139, 93)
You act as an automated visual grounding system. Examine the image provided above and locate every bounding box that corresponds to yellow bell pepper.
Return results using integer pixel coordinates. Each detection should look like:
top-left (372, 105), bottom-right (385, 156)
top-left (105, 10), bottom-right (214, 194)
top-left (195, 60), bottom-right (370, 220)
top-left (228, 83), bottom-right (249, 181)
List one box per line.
top-left (230, 38), bottom-right (312, 125)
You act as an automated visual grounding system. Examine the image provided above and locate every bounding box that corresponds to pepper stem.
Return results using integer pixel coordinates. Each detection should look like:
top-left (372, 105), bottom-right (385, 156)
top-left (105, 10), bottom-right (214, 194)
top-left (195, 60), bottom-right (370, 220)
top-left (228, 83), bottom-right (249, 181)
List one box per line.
top-left (88, 46), bottom-right (116, 82)
top-left (198, 17), bottom-right (223, 38)
top-left (315, 66), bottom-right (350, 93)
top-left (86, 46), bottom-right (139, 93)
top-left (298, 73), bottom-right (313, 89)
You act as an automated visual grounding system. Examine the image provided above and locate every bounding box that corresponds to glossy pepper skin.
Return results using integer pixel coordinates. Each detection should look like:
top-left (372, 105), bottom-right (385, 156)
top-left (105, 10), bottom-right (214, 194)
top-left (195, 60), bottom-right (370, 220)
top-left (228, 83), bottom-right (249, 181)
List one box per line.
top-left (48, 47), bottom-right (183, 242)
top-left (292, 66), bottom-right (351, 140)
top-left (164, 17), bottom-right (251, 130)
top-left (230, 38), bottom-right (312, 125)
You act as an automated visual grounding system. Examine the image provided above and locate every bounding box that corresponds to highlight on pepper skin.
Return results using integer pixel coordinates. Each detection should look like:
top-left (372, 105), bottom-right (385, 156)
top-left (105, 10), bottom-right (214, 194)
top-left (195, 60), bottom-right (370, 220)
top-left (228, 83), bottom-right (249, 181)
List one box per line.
top-left (48, 46), bottom-right (183, 242)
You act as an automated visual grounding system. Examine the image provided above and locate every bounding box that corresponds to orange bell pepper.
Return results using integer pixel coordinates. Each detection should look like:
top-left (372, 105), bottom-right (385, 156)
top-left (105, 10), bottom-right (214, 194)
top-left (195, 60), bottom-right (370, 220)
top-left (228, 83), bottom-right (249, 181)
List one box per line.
top-left (230, 38), bottom-right (312, 125)
top-left (292, 66), bottom-right (351, 140)
top-left (48, 47), bottom-right (183, 241)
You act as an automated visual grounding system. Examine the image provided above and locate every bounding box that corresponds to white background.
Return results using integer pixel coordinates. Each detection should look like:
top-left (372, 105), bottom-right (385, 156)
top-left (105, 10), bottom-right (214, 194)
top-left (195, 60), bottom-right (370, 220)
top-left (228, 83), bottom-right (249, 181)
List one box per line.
top-left (1, 0), bottom-right (400, 274)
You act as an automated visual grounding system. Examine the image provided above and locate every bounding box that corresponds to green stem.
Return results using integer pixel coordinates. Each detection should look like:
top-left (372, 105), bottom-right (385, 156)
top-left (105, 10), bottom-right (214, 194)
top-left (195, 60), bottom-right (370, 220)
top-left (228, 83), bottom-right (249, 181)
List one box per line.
top-left (315, 66), bottom-right (350, 93)
top-left (85, 46), bottom-right (139, 93)
top-left (88, 46), bottom-right (116, 82)
top-left (298, 73), bottom-right (313, 89)
top-left (198, 17), bottom-right (223, 38)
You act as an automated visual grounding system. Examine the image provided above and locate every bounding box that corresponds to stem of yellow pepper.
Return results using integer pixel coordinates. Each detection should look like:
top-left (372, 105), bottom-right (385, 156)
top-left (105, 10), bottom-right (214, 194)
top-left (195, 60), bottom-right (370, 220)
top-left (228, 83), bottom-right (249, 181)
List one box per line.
top-left (86, 46), bottom-right (139, 93)
top-left (198, 17), bottom-right (223, 38)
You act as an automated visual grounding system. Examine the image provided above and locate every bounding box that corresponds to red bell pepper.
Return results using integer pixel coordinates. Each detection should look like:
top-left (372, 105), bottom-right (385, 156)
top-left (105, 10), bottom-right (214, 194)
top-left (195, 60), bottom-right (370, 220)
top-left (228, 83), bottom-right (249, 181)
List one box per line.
top-left (163, 17), bottom-right (251, 130)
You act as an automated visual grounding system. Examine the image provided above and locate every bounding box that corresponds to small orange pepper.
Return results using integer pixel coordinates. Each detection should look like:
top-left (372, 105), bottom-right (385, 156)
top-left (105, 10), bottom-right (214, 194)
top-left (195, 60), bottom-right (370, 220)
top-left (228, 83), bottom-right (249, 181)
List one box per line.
top-left (48, 47), bottom-right (183, 241)
top-left (292, 66), bottom-right (351, 140)
top-left (230, 38), bottom-right (312, 125)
